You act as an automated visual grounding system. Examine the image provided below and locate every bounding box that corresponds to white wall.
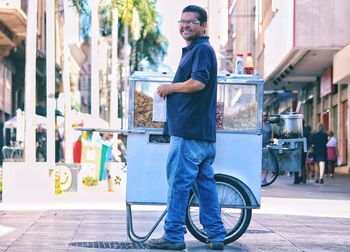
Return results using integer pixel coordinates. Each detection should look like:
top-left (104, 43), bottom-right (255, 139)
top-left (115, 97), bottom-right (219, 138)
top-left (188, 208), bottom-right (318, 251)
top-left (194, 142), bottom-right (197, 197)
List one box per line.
top-left (296, 0), bottom-right (350, 48)
top-left (333, 42), bottom-right (350, 84)
top-left (264, 0), bottom-right (294, 78)
top-left (208, 0), bottom-right (228, 57)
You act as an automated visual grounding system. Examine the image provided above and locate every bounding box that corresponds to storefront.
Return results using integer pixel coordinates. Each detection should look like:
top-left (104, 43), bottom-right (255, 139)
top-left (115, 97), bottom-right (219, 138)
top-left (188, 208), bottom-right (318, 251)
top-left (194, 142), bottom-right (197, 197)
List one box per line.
top-left (333, 43), bottom-right (350, 171)
top-left (0, 61), bottom-right (13, 163)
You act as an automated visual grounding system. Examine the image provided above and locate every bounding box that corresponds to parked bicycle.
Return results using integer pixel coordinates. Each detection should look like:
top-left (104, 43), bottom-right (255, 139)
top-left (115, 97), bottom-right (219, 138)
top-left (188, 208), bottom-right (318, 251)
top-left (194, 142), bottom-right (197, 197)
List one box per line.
top-left (261, 146), bottom-right (279, 187)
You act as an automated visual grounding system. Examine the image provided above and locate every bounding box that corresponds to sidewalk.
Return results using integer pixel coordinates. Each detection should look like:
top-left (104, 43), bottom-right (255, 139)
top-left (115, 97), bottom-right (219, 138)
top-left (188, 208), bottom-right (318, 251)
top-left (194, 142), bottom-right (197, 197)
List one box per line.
top-left (0, 174), bottom-right (349, 251)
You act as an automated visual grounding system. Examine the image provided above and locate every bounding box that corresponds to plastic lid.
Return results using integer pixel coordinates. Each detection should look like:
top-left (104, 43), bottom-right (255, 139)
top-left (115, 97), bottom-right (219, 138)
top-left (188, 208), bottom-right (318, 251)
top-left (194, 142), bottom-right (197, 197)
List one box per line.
top-left (280, 113), bottom-right (303, 119)
top-left (247, 52), bottom-right (253, 56)
top-left (236, 53), bottom-right (243, 56)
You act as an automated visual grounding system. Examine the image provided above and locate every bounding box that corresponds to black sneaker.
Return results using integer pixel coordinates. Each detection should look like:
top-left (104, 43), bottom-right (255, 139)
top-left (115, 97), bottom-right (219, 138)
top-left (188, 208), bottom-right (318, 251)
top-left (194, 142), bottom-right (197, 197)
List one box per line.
top-left (319, 179), bottom-right (324, 184)
top-left (207, 241), bottom-right (224, 250)
top-left (148, 238), bottom-right (186, 250)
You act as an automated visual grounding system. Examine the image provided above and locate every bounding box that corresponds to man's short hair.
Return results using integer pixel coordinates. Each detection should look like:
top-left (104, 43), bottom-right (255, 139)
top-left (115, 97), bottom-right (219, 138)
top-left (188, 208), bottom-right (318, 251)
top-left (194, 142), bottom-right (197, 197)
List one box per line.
top-left (182, 5), bottom-right (207, 24)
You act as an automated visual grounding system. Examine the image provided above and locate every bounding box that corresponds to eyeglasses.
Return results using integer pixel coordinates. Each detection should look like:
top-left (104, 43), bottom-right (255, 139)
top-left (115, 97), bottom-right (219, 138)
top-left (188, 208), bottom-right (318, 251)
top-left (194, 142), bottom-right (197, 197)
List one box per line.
top-left (178, 20), bottom-right (201, 25)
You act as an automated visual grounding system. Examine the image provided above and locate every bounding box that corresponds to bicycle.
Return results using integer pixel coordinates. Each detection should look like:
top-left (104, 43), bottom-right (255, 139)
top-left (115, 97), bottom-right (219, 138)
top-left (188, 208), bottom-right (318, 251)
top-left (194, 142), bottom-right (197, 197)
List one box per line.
top-left (261, 146), bottom-right (280, 187)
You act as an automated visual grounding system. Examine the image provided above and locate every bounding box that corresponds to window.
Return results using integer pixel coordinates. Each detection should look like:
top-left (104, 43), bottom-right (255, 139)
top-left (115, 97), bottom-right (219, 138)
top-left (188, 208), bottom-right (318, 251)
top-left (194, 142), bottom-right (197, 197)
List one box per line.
top-left (217, 84), bottom-right (257, 131)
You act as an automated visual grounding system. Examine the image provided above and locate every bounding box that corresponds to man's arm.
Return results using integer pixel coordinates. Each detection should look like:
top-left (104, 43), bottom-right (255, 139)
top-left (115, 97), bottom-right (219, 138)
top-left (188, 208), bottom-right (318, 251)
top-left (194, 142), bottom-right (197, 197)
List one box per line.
top-left (157, 78), bottom-right (205, 98)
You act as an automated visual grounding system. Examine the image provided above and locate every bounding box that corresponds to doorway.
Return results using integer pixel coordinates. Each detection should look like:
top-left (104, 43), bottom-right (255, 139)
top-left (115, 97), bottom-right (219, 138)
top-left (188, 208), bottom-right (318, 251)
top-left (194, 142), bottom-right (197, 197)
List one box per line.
top-left (342, 101), bottom-right (348, 164)
top-left (322, 110), bottom-right (329, 130)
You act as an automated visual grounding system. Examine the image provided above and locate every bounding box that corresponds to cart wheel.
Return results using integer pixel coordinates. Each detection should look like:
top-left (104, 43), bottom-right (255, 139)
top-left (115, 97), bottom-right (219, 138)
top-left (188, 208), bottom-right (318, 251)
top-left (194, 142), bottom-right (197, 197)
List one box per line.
top-left (185, 175), bottom-right (252, 244)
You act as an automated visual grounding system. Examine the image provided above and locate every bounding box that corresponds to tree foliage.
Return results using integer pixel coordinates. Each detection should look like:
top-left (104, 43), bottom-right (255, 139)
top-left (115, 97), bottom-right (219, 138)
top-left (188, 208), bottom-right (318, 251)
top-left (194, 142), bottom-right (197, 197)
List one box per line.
top-left (68, 0), bottom-right (167, 70)
top-left (132, 23), bottom-right (168, 72)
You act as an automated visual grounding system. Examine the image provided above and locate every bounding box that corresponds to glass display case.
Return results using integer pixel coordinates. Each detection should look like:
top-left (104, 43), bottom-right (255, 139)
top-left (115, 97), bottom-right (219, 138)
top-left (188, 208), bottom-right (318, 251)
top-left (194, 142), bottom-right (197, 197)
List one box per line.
top-left (129, 72), bottom-right (261, 133)
top-left (217, 83), bottom-right (257, 131)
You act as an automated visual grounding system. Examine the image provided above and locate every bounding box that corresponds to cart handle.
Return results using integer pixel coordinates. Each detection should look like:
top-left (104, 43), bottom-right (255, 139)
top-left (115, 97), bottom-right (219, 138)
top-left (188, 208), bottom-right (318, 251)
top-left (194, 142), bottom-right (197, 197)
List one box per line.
top-left (126, 204), bottom-right (167, 243)
top-left (75, 128), bottom-right (146, 135)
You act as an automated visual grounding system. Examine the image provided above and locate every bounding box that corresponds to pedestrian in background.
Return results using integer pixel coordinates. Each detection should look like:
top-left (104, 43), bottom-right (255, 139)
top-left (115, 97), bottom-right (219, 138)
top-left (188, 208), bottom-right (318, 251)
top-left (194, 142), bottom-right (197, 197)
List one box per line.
top-left (311, 123), bottom-right (328, 184)
top-left (148, 5), bottom-right (226, 250)
top-left (36, 125), bottom-right (46, 161)
top-left (55, 129), bottom-right (63, 162)
top-left (306, 146), bottom-right (315, 179)
top-left (261, 111), bottom-right (272, 185)
top-left (294, 121), bottom-right (311, 184)
top-left (304, 125), bottom-right (315, 179)
top-left (326, 130), bottom-right (338, 178)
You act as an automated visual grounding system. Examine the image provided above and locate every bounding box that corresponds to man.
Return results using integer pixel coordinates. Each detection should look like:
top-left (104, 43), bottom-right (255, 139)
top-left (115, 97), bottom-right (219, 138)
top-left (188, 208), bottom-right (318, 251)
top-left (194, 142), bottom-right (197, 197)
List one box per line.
top-left (261, 111), bottom-right (272, 185)
top-left (148, 5), bottom-right (226, 250)
top-left (262, 111), bottom-right (272, 147)
top-left (294, 121), bottom-right (310, 184)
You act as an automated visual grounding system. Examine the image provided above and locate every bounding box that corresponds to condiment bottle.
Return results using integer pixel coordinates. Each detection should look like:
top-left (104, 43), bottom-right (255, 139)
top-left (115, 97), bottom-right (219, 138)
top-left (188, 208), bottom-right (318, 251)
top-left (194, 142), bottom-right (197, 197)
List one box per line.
top-left (244, 52), bottom-right (254, 75)
top-left (235, 54), bottom-right (244, 74)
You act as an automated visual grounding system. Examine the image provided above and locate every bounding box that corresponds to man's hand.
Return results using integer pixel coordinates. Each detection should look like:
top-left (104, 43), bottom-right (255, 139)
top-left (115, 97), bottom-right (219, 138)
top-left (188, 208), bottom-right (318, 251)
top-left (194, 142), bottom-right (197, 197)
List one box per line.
top-left (157, 84), bottom-right (173, 98)
top-left (157, 79), bottom-right (205, 98)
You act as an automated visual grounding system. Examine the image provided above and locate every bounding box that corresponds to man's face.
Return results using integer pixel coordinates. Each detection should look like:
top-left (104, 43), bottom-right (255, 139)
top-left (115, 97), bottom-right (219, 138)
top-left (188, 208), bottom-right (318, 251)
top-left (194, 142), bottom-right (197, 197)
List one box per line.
top-left (179, 12), bottom-right (206, 44)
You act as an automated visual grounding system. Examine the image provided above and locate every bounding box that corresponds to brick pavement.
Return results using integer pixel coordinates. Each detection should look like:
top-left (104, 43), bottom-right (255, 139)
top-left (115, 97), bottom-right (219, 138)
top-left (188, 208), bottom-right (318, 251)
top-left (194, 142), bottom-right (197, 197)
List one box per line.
top-left (0, 173), bottom-right (349, 251)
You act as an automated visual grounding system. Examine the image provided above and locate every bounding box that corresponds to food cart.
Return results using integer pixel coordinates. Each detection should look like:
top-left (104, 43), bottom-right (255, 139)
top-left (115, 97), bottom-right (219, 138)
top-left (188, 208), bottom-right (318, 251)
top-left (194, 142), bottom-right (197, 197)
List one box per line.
top-left (126, 71), bottom-right (264, 244)
top-left (261, 114), bottom-right (307, 187)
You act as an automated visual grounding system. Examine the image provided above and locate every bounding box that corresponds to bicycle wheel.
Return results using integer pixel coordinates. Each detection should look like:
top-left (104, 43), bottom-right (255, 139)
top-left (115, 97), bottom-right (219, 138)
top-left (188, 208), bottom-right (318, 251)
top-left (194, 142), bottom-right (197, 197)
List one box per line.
top-left (261, 148), bottom-right (279, 187)
top-left (261, 166), bottom-right (279, 187)
top-left (185, 175), bottom-right (252, 244)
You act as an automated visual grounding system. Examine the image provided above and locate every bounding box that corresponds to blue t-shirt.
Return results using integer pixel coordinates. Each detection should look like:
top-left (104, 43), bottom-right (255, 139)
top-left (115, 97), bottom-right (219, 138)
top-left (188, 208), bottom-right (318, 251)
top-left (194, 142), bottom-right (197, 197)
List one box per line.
top-left (164, 36), bottom-right (217, 142)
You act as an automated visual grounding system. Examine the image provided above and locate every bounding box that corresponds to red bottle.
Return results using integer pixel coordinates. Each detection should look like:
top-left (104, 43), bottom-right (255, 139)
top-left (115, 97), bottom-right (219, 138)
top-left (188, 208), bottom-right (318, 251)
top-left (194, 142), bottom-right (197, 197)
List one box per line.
top-left (244, 52), bottom-right (254, 75)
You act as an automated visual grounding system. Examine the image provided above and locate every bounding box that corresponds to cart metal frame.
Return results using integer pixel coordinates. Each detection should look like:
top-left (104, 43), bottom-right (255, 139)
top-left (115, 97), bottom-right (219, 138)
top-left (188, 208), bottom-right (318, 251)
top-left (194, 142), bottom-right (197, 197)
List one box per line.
top-left (82, 72), bottom-right (266, 244)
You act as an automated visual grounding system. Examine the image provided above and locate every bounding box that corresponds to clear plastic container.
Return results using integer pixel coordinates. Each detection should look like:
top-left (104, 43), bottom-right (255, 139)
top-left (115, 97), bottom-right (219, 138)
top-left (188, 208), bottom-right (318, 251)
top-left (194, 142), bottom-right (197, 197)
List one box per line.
top-left (235, 54), bottom-right (244, 74)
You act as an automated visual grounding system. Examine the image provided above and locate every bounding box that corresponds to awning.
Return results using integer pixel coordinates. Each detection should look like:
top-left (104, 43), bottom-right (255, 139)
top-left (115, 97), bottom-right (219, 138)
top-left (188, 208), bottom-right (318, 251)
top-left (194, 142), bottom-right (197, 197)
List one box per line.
top-left (4, 115), bottom-right (47, 129)
top-left (333, 42), bottom-right (350, 84)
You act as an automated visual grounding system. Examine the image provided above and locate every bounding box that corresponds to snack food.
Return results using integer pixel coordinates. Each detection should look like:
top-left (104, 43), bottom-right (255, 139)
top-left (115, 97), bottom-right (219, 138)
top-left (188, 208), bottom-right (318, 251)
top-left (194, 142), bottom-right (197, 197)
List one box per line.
top-left (134, 90), bottom-right (164, 128)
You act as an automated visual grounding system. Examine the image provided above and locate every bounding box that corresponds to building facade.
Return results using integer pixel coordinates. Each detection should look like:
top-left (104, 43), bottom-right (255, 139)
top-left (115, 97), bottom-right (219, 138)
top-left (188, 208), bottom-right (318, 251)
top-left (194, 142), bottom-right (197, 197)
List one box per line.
top-left (230, 0), bottom-right (256, 71)
top-left (0, 0), bottom-right (86, 163)
top-left (254, 0), bottom-right (350, 172)
top-left (0, 0), bottom-right (28, 163)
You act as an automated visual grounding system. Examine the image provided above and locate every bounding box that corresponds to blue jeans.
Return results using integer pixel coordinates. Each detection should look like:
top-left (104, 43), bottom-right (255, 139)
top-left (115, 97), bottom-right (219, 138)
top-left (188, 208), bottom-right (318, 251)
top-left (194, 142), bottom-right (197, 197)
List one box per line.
top-left (163, 136), bottom-right (226, 243)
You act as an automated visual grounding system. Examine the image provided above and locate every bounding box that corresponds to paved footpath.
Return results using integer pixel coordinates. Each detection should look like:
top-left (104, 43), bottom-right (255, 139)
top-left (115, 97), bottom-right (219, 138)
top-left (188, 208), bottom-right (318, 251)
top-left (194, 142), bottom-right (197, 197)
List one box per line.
top-left (0, 175), bottom-right (349, 251)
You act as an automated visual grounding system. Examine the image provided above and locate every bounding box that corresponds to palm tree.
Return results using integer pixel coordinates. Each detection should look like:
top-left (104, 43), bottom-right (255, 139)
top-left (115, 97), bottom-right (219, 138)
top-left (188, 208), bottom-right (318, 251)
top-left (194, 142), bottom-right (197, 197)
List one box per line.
top-left (72, 0), bottom-right (166, 70)
top-left (131, 21), bottom-right (168, 72)
top-left (69, 0), bottom-right (168, 127)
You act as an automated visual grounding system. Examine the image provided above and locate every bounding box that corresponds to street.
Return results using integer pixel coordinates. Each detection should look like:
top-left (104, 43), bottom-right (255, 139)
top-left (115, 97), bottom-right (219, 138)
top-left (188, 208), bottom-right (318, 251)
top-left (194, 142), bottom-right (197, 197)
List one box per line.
top-left (1, 1), bottom-right (350, 251)
top-left (0, 174), bottom-right (349, 251)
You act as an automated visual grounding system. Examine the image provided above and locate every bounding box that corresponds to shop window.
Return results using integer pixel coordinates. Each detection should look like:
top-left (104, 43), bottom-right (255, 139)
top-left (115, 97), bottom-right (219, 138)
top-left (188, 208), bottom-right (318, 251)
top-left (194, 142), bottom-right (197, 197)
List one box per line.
top-left (331, 84), bottom-right (338, 94)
